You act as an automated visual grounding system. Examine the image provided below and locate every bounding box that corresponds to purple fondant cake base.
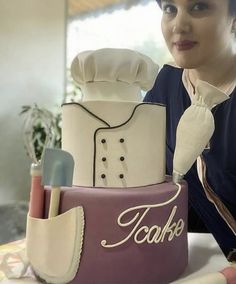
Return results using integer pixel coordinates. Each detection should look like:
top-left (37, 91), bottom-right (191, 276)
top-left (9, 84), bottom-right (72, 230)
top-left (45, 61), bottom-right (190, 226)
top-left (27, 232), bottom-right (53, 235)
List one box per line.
top-left (43, 178), bottom-right (188, 284)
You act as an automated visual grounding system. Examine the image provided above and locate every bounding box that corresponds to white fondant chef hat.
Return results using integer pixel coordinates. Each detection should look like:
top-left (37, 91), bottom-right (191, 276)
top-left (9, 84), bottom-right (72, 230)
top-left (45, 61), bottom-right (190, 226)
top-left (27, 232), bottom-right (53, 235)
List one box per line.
top-left (71, 48), bottom-right (159, 101)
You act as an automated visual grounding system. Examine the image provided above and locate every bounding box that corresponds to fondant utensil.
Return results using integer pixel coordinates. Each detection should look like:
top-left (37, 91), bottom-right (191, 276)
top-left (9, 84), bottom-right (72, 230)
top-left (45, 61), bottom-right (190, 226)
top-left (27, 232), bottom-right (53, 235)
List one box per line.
top-left (181, 265), bottom-right (236, 284)
top-left (42, 148), bottom-right (74, 218)
top-left (29, 163), bottom-right (45, 218)
top-left (181, 272), bottom-right (227, 284)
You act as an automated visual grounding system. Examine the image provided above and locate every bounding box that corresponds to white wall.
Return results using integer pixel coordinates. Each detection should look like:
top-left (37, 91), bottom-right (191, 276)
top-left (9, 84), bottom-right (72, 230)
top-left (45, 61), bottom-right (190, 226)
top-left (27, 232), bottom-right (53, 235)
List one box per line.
top-left (0, 0), bottom-right (66, 204)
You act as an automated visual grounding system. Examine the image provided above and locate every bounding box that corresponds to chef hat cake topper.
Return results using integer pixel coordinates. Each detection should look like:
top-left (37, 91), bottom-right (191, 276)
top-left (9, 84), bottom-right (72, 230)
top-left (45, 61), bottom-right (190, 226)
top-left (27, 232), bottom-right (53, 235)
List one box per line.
top-left (71, 48), bottom-right (159, 102)
top-left (173, 79), bottom-right (229, 183)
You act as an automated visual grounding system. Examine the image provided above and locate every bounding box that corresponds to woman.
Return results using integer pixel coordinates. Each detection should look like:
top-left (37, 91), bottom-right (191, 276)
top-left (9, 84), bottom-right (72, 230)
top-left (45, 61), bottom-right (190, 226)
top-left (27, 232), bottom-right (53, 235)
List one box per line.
top-left (144, 0), bottom-right (236, 260)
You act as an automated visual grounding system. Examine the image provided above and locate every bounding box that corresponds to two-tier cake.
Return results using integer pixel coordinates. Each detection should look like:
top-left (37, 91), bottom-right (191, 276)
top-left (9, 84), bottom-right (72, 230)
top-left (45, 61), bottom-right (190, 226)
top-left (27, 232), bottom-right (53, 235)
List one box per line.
top-left (26, 48), bottom-right (188, 284)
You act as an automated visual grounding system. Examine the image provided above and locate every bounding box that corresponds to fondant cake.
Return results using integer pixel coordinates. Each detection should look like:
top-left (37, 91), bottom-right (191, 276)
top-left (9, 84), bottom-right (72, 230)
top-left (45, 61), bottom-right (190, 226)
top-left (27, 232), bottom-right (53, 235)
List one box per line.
top-left (26, 48), bottom-right (189, 284)
top-left (43, 181), bottom-right (188, 284)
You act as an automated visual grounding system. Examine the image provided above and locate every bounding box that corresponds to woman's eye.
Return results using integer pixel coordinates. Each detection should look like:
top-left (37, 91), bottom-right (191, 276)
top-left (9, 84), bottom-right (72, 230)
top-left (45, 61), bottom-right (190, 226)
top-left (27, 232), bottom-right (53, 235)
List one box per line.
top-left (191, 2), bottom-right (209, 12)
top-left (162, 4), bottom-right (177, 14)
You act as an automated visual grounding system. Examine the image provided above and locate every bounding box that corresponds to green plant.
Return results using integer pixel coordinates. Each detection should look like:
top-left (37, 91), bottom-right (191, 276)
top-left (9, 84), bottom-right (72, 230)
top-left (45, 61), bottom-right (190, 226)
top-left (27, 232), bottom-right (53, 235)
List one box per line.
top-left (20, 69), bottom-right (81, 162)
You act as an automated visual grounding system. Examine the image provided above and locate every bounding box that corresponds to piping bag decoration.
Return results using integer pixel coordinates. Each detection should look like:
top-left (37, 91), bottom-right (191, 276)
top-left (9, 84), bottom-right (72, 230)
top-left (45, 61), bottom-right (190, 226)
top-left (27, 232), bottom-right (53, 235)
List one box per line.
top-left (173, 80), bottom-right (229, 183)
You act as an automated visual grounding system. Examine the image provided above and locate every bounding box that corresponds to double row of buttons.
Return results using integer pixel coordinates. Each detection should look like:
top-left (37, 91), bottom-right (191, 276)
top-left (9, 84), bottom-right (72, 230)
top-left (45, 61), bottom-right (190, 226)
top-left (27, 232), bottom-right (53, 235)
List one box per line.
top-left (100, 137), bottom-right (125, 180)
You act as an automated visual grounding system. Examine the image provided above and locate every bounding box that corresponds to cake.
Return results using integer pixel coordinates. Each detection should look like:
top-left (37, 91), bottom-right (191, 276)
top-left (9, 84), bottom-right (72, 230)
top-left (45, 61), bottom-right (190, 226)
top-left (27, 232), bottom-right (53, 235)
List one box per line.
top-left (26, 48), bottom-right (188, 284)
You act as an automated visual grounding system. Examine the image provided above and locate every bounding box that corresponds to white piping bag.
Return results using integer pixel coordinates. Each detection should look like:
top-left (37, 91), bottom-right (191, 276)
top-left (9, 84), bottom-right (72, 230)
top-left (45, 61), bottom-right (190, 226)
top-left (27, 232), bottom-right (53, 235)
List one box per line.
top-left (173, 80), bottom-right (229, 183)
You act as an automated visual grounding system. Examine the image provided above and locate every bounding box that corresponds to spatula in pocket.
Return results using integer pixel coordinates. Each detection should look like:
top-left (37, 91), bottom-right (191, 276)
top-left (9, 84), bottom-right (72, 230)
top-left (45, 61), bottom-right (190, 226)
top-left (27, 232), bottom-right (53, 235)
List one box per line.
top-left (42, 148), bottom-right (74, 218)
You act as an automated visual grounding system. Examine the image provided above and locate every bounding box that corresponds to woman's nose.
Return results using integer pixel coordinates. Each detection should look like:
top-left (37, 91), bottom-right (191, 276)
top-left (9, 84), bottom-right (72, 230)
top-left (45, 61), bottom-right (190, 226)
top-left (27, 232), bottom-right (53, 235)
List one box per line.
top-left (172, 11), bottom-right (191, 34)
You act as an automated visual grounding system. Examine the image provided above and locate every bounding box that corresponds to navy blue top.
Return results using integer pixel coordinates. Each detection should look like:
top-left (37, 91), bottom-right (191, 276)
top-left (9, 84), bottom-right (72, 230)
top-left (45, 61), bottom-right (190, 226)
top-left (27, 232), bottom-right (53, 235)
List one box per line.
top-left (144, 64), bottom-right (236, 257)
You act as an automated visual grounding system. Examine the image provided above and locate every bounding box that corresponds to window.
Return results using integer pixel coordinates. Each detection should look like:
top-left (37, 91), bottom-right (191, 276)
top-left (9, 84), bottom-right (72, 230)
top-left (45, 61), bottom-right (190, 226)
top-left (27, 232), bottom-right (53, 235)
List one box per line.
top-left (66, 0), bottom-right (172, 100)
top-left (67, 0), bottom-right (172, 66)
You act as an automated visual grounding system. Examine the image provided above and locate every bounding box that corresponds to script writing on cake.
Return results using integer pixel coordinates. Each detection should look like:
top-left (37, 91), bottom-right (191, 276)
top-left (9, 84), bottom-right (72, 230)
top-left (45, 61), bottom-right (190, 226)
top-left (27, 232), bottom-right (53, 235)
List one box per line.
top-left (101, 204), bottom-right (185, 248)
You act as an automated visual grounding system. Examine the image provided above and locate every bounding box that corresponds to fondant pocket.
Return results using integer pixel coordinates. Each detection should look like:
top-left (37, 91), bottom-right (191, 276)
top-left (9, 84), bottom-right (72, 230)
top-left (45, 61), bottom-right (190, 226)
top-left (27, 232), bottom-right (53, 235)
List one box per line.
top-left (26, 207), bottom-right (84, 284)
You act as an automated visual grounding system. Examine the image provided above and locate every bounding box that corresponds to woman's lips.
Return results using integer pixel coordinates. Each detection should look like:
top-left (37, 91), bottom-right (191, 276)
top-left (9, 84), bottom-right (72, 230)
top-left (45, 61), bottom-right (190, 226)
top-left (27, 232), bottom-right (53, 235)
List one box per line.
top-left (173, 40), bottom-right (197, 51)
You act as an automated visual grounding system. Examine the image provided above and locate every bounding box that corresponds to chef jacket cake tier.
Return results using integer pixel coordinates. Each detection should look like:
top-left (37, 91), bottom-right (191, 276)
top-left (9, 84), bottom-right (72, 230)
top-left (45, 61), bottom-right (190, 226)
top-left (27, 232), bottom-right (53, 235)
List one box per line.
top-left (26, 49), bottom-right (188, 284)
top-left (62, 48), bottom-right (166, 188)
top-left (62, 100), bottom-right (166, 187)
top-left (43, 179), bottom-right (188, 284)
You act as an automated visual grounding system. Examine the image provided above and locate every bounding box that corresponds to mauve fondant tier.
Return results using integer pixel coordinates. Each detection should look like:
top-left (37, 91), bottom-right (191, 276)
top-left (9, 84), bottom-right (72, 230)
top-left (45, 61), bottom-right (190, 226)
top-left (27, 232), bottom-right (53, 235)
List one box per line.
top-left (44, 179), bottom-right (188, 284)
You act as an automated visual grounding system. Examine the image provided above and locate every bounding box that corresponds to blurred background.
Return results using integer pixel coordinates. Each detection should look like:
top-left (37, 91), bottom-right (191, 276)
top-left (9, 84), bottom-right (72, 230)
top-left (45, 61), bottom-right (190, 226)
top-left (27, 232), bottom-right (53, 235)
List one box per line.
top-left (0, 0), bottom-right (172, 244)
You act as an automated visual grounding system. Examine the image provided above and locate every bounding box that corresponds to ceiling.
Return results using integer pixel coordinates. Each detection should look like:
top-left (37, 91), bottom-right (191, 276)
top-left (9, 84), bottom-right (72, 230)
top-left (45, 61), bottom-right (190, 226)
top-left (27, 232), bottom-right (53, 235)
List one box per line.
top-left (67, 0), bottom-right (144, 17)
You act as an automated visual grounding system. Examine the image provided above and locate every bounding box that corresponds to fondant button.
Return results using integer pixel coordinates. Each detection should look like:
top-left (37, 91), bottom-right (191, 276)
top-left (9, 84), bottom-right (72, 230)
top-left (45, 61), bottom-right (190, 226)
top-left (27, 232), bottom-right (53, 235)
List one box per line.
top-left (120, 138), bottom-right (124, 143)
top-left (101, 174), bottom-right (106, 179)
top-left (119, 174), bottom-right (124, 179)
top-left (101, 139), bottom-right (106, 144)
top-left (120, 156), bottom-right (125, 161)
top-left (102, 157), bottom-right (107, 162)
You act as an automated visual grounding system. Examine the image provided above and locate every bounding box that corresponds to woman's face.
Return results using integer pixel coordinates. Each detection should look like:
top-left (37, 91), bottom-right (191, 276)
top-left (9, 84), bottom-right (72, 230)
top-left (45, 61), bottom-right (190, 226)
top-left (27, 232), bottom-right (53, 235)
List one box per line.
top-left (161, 0), bottom-right (235, 69)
